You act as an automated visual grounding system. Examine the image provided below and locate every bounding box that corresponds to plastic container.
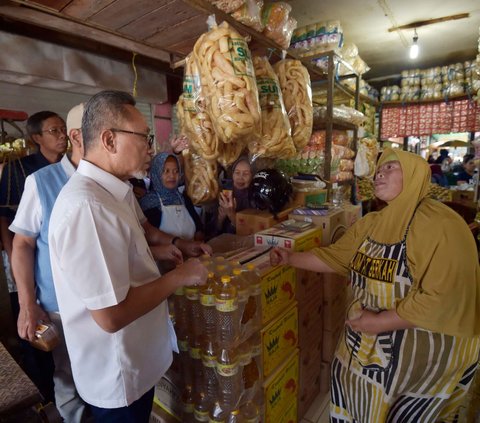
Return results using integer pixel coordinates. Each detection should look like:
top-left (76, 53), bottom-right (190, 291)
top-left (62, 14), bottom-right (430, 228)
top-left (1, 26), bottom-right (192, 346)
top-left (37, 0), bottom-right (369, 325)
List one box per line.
top-left (215, 276), bottom-right (239, 347)
top-left (216, 347), bottom-right (242, 413)
top-left (200, 272), bottom-right (218, 340)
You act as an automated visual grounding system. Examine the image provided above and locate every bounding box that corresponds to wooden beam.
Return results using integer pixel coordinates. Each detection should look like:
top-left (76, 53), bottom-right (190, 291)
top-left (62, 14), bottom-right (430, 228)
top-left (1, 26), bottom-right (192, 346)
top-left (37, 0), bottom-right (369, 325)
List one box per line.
top-left (0, 3), bottom-right (171, 63)
top-left (388, 13), bottom-right (469, 32)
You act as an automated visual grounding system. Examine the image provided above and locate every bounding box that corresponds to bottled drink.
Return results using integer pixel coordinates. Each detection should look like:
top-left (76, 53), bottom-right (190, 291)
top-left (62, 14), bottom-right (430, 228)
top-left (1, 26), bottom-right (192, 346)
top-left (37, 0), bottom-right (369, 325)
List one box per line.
top-left (227, 409), bottom-right (245, 423)
top-left (245, 264), bottom-right (262, 329)
top-left (178, 335), bottom-right (194, 389)
top-left (181, 385), bottom-right (196, 423)
top-left (172, 287), bottom-right (189, 339)
top-left (215, 275), bottom-right (239, 347)
top-left (240, 402), bottom-right (260, 423)
top-left (214, 264), bottom-right (229, 280)
top-left (201, 336), bottom-right (219, 403)
top-left (209, 402), bottom-right (228, 423)
top-left (189, 337), bottom-right (205, 395)
top-left (216, 346), bottom-right (241, 412)
top-left (185, 283), bottom-right (204, 338)
top-left (194, 392), bottom-right (211, 422)
top-left (232, 268), bottom-right (249, 334)
top-left (200, 272), bottom-right (218, 340)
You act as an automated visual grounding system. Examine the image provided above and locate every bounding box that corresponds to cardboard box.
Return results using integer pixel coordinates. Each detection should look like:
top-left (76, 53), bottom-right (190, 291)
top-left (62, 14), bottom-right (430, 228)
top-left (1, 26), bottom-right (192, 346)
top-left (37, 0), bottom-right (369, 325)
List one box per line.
top-left (290, 188), bottom-right (328, 208)
top-left (236, 208), bottom-right (292, 236)
top-left (263, 350), bottom-right (299, 423)
top-left (296, 269), bottom-right (322, 303)
top-left (248, 252), bottom-right (297, 325)
top-left (289, 209), bottom-right (345, 246)
top-left (322, 320), bottom-right (344, 362)
top-left (153, 374), bottom-right (181, 421)
top-left (320, 361), bottom-right (331, 393)
top-left (452, 190), bottom-right (476, 207)
top-left (150, 402), bottom-right (180, 423)
top-left (261, 303), bottom-right (298, 378)
top-left (254, 225), bottom-right (322, 251)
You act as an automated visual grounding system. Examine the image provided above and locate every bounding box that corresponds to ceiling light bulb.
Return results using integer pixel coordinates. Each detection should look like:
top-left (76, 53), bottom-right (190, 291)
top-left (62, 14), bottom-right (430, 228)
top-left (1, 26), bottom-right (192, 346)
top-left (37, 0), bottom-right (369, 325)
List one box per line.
top-left (409, 29), bottom-right (419, 59)
top-left (409, 43), bottom-right (419, 59)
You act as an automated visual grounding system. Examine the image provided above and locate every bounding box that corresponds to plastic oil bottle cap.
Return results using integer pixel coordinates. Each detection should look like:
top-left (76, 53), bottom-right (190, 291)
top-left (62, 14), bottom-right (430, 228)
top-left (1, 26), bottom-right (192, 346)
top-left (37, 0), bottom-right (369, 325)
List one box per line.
top-left (232, 268), bottom-right (242, 276)
top-left (220, 275), bottom-right (231, 284)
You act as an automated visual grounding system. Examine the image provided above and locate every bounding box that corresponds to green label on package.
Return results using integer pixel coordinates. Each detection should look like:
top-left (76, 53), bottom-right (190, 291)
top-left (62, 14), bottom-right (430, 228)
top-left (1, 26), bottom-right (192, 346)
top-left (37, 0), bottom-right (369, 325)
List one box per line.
top-left (182, 74), bottom-right (200, 112)
top-left (257, 77), bottom-right (281, 110)
top-left (228, 38), bottom-right (254, 78)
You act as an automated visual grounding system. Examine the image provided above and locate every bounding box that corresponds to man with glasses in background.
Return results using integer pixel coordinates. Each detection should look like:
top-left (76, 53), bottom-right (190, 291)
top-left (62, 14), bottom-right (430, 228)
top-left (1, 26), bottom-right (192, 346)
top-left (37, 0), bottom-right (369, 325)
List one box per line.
top-left (0, 110), bottom-right (67, 405)
top-left (48, 90), bottom-right (208, 422)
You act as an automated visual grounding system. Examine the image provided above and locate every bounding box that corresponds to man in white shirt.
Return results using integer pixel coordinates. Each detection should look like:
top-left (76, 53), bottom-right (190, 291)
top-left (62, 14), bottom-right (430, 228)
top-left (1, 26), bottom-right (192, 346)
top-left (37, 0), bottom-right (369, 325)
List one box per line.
top-left (48, 91), bottom-right (207, 422)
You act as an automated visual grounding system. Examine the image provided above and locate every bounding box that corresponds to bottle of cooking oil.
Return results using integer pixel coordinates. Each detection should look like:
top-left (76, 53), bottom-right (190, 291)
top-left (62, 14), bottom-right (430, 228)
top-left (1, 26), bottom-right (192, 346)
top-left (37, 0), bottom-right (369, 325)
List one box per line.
top-left (201, 336), bottom-right (218, 403)
top-left (200, 272), bottom-right (217, 341)
top-left (193, 391), bottom-right (210, 422)
top-left (231, 268), bottom-right (249, 335)
top-left (209, 402), bottom-right (228, 423)
top-left (181, 384), bottom-right (195, 423)
top-left (172, 286), bottom-right (189, 339)
top-left (245, 263), bottom-right (262, 329)
top-left (178, 335), bottom-right (194, 389)
top-left (185, 283), bottom-right (203, 339)
top-left (215, 275), bottom-right (239, 346)
top-left (239, 401), bottom-right (260, 423)
top-left (227, 409), bottom-right (245, 422)
top-left (216, 346), bottom-right (241, 412)
top-left (189, 336), bottom-right (205, 395)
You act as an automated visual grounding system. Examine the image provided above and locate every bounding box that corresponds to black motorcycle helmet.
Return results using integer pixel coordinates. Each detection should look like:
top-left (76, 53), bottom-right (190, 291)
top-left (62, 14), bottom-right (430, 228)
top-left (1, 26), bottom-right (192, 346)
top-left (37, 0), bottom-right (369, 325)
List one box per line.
top-left (251, 169), bottom-right (293, 214)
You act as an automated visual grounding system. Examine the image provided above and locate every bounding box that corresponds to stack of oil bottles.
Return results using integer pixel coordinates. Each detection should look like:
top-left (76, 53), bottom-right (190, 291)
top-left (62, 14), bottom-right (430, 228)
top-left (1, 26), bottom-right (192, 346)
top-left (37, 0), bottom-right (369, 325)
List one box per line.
top-left (171, 255), bottom-right (264, 423)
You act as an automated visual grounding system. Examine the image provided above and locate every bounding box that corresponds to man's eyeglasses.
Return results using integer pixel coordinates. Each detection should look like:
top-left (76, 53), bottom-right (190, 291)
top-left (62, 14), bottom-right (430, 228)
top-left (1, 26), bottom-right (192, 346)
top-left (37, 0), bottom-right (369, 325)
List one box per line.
top-left (41, 127), bottom-right (67, 136)
top-left (110, 128), bottom-right (155, 148)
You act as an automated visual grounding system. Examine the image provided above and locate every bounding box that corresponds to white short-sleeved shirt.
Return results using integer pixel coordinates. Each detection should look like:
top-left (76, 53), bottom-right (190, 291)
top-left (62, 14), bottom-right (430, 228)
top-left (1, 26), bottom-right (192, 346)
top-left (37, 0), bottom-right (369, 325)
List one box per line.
top-left (48, 159), bottom-right (175, 408)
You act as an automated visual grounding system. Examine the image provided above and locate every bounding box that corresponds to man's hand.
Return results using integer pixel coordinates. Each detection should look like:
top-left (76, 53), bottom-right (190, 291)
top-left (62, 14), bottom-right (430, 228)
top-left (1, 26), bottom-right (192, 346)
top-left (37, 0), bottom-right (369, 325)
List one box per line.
top-left (150, 244), bottom-right (183, 265)
top-left (270, 247), bottom-right (290, 267)
top-left (174, 258), bottom-right (208, 286)
top-left (176, 239), bottom-right (212, 258)
top-left (18, 303), bottom-right (49, 342)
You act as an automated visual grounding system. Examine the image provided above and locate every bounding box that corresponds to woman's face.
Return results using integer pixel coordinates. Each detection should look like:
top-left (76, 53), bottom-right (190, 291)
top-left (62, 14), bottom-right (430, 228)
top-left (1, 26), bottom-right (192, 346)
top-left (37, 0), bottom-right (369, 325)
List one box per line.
top-left (233, 161), bottom-right (252, 190)
top-left (161, 157), bottom-right (179, 189)
top-left (464, 159), bottom-right (476, 175)
top-left (374, 160), bottom-right (403, 202)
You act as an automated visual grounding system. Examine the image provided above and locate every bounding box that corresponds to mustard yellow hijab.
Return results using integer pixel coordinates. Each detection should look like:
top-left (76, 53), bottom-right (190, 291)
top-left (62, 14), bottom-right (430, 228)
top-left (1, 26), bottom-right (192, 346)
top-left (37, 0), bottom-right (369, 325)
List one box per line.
top-left (315, 148), bottom-right (480, 337)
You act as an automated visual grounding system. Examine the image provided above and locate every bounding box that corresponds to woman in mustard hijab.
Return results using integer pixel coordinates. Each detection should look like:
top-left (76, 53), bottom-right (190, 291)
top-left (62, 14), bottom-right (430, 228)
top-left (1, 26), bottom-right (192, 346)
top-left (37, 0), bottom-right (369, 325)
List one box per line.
top-left (271, 148), bottom-right (480, 422)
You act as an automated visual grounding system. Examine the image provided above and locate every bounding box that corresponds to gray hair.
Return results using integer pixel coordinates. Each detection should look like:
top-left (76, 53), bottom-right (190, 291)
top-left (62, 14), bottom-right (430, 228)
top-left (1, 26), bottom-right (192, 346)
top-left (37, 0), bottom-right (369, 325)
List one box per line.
top-left (82, 90), bottom-right (136, 153)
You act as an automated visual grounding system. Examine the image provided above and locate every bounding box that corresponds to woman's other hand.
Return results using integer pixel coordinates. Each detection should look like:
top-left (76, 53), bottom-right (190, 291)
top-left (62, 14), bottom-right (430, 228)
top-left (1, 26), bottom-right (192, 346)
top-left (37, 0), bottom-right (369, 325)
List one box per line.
top-left (270, 247), bottom-right (290, 266)
top-left (170, 135), bottom-right (189, 154)
top-left (151, 244), bottom-right (183, 265)
top-left (219, 191), bottom-right (236, 222)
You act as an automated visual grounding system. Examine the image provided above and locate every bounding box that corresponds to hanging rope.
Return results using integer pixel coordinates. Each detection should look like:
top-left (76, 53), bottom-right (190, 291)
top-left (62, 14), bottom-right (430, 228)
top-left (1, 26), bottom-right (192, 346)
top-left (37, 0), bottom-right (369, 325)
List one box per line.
top-left (131, 52), bottom-right (138, 98)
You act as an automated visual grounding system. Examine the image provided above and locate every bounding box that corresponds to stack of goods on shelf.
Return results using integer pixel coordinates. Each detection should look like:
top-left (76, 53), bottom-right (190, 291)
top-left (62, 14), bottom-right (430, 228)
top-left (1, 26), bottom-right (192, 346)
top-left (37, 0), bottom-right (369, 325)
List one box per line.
top-left (290, 20), bottom-right (343, 56)
top-left (313, 104), bottom-right (366, 127)
top-left (261, 2), bottom-right (297, 49)
top-left (354, 136), bottom-right (378, 201)
top-left (0, 138), bottom-right (26, 160)
top-left (380, 85), bottom-right (401, 102)
top-left (380, 59), bottom-right (480, 103)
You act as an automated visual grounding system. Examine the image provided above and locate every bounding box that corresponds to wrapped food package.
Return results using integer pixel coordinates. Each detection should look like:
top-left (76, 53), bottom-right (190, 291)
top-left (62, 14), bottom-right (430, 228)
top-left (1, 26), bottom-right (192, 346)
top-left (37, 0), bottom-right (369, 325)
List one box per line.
top-left (178, 54), bottom-right (219, 160)
top-left (261, 2), bottom-right (297, 49)
top-left (217, 139), bottom-right (245, 168)
top-left (231, 0), bottom-right (264, 32)
top-left (208, 0), bottom-right (245, 13)
top-left (251, 56), bottom-right (295, 159)
top-left (183, 149), bottom-right (219, 205)
top-left (274, 59), bottom-right (313, 151)
top-left (193, 21), bottom-right (261, 146)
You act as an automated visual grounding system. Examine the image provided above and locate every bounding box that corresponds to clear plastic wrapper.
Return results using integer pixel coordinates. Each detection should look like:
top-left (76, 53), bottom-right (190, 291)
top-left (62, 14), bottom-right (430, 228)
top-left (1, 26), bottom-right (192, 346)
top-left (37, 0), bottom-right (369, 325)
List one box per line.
top-left (261, 2), bottom-right (296, 49)
top-left (193, 21), bottom-right (261, 146)
top-left (178, 54), bottom-right (219, 160)
top-left (274, 59), bottom-right (313, 151)
top-left (250, 56), bottom-right (295, 159)
top-left (208, 0), bottom-right (245, 13)
top-left (183, 149), bottom-right (219, 205)
top-left (313, 105), bottom-right (365, 127)
top-left (217, 140), bottom-right (245, 168)
top-left (231, 0), bottom-right (264, 32)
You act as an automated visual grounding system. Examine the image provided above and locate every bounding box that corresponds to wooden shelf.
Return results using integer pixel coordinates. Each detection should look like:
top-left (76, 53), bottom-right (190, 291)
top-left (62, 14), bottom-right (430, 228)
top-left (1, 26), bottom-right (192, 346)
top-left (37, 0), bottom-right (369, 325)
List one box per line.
top-left (380, 94), bottom-right (470, 106)
top-left (313, 118), bottom-right (358, 131)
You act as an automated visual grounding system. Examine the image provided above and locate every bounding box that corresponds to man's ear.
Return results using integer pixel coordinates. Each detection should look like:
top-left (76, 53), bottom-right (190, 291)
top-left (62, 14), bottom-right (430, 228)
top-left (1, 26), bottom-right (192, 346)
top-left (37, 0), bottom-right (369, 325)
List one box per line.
top-left (31, 133), bottom-right (42, 146)
top-left (101, 129), bottom-right (116, 153)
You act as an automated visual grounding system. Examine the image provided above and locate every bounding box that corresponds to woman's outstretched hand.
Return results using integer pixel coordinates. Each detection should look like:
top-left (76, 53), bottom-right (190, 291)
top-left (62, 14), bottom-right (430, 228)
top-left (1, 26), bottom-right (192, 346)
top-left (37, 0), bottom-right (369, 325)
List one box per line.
top-left (270, 247), bottom-right (290, 266)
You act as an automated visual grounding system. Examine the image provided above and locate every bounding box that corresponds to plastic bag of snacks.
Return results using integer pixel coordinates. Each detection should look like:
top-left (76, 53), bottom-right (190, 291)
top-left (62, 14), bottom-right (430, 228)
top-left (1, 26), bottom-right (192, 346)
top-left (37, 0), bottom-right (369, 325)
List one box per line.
top-left (250, 56), bottom-right (295, 159)
top-left (231, 0), bottom-right (264, 32)
top-left (183, 149), bottom-right (219, 205)
top-left (208, 0), bottom-right (245, 13)
top-left (217, 140), bottom-right (245, 168)
top-left (262, 2), bottom-right (297, 49)
top-left (274, 59), bottom-right (313, 151)
top-left (193, 21), bottom-right (261, 145)
top-left (177, 54), bottom-right (219, 160)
